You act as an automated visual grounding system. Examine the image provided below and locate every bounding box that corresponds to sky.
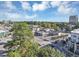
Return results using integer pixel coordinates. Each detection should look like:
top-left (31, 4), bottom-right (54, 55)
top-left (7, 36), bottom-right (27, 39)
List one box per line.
top-left (0, 1), bottom-right (79, 22)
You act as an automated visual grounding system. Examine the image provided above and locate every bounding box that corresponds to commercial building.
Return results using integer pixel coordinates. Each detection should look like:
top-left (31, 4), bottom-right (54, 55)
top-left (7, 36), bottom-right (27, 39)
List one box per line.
top-left (69, 15), bottom-right (78, 24)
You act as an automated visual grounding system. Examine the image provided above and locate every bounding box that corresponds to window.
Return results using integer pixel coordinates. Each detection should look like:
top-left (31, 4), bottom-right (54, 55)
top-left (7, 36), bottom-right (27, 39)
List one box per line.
top-left (73, 35), bottom-right (76, 38)
top-left (78, 37), bottom-right (79, 39)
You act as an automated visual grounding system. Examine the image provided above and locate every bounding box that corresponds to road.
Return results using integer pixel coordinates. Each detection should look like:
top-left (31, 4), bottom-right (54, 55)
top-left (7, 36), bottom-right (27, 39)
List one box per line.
top-left (34, 36), bottom-right (68, 47)
top-left (0, 36), bottom-right (12, 57)
top-left (34, 36), bottom-right (52, 47)
top-left (34, 35), bottom-right (76, 57)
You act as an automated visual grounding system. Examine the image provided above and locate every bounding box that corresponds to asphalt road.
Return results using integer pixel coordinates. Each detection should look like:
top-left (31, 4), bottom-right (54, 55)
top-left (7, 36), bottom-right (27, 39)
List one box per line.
top-left (34, 36), bottom-right (68, 47)
top-left (34, 35), bottom-right (72, 57)
top-left (34, 36), bottom-right (52, 47)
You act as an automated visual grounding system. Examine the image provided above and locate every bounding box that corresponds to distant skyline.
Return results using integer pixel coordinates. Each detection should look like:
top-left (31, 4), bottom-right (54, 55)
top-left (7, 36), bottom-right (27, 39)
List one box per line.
top-left (0, 1), bottom-right (79, 22)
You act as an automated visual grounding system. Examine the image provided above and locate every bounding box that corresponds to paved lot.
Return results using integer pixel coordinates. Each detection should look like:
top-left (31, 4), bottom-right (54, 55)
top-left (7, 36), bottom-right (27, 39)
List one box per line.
top-left (34, 36), bottom-right (52, 47)
top-left (34, 36), bottom-right (68, 47)
top-left (34, 35), bottom-right (71, 56)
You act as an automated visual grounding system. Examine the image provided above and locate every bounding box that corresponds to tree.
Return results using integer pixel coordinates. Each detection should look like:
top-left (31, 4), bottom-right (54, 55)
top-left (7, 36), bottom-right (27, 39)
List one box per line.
top-left (5, 22), bottom-right (64, 57)
top-left (37, 46), bottom-right (64, 57)
top-left (7, 49), bottom-right (21, 57)
top-left (5, 22), bottom-right (37, 57)
top-left (18, 40), bottom-right (39, 57)
top-left (6, 40), bottom-right (64, 57)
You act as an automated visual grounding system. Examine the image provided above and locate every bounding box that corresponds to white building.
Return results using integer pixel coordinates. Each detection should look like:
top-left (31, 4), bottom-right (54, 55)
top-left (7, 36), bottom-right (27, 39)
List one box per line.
top-left (44, 28), bottom-right (54, 32)
top-left (71, 29), bottom-right (79, 43)
top-left (67, 29), bottom-right (79, 53)
top-left (0, 30), bottom-right (9, 38)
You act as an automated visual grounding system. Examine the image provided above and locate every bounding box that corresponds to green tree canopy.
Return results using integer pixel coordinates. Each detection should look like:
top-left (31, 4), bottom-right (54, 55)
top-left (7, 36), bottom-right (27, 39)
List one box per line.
top-left (5, 22), bottom-right (64, 57)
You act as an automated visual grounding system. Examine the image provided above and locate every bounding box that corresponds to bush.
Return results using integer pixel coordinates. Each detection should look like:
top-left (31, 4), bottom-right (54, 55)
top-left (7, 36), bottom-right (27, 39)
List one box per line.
top-left (37, 46), bottom-right (64, 57)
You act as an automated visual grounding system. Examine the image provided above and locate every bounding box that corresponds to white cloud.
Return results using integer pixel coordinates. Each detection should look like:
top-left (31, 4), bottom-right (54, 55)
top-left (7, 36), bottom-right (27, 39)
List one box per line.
top-left (71, 1), bottom-right (79, 5)
top-left (50, 1), bottom-right (61, 7)
top-left (42, 1), bottom-right (50, 7)
top-left (6, 12), bottom-right (21, 20)
top-left (50, 1), bottom-right (77, 15)
top-left (25, 14), bottom-right (37, 19)
top-left (62, 1), bottom-right (71, 8)
top-left (32, 1), bottom-right (50, 11)
top-left (1, 1), bottom-right (77, 21)
top-left (20, 1), bottom-right (31, 11)
top-left (4, 1), bottom-right (16, 9)
top-left (32, 1), bottom-right (77, 15)
top-left (58, 5), bottom-right (71, 15)
top-left (4, 12), bottom-right (37, 21)
top-left (58, 5), bottom-right (77, 15)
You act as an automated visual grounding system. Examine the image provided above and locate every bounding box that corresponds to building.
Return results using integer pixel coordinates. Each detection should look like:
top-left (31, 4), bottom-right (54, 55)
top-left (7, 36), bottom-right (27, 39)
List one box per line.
top-left (69, 15), bottom-right (78, 25)
top-left (71, 29), bottom-right (79, 43)
top-left (0, 30), bottom-right (9, 38)
top-left (67, 29), bottom-right (79, 54)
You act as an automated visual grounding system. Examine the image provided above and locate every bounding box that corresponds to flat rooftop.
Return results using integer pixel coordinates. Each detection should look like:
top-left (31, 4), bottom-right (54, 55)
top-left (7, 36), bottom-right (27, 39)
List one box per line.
top-left (0, 30), bottom-right (8, 33)
top-left (71, 29), bottom-right (79, 34)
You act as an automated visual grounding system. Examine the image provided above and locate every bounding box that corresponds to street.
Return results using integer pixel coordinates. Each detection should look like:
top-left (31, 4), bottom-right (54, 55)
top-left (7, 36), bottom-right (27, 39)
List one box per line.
top-left (34, 35), bottom-right (68, 47)
top-left (34, 35), bottom-right (74, 57)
